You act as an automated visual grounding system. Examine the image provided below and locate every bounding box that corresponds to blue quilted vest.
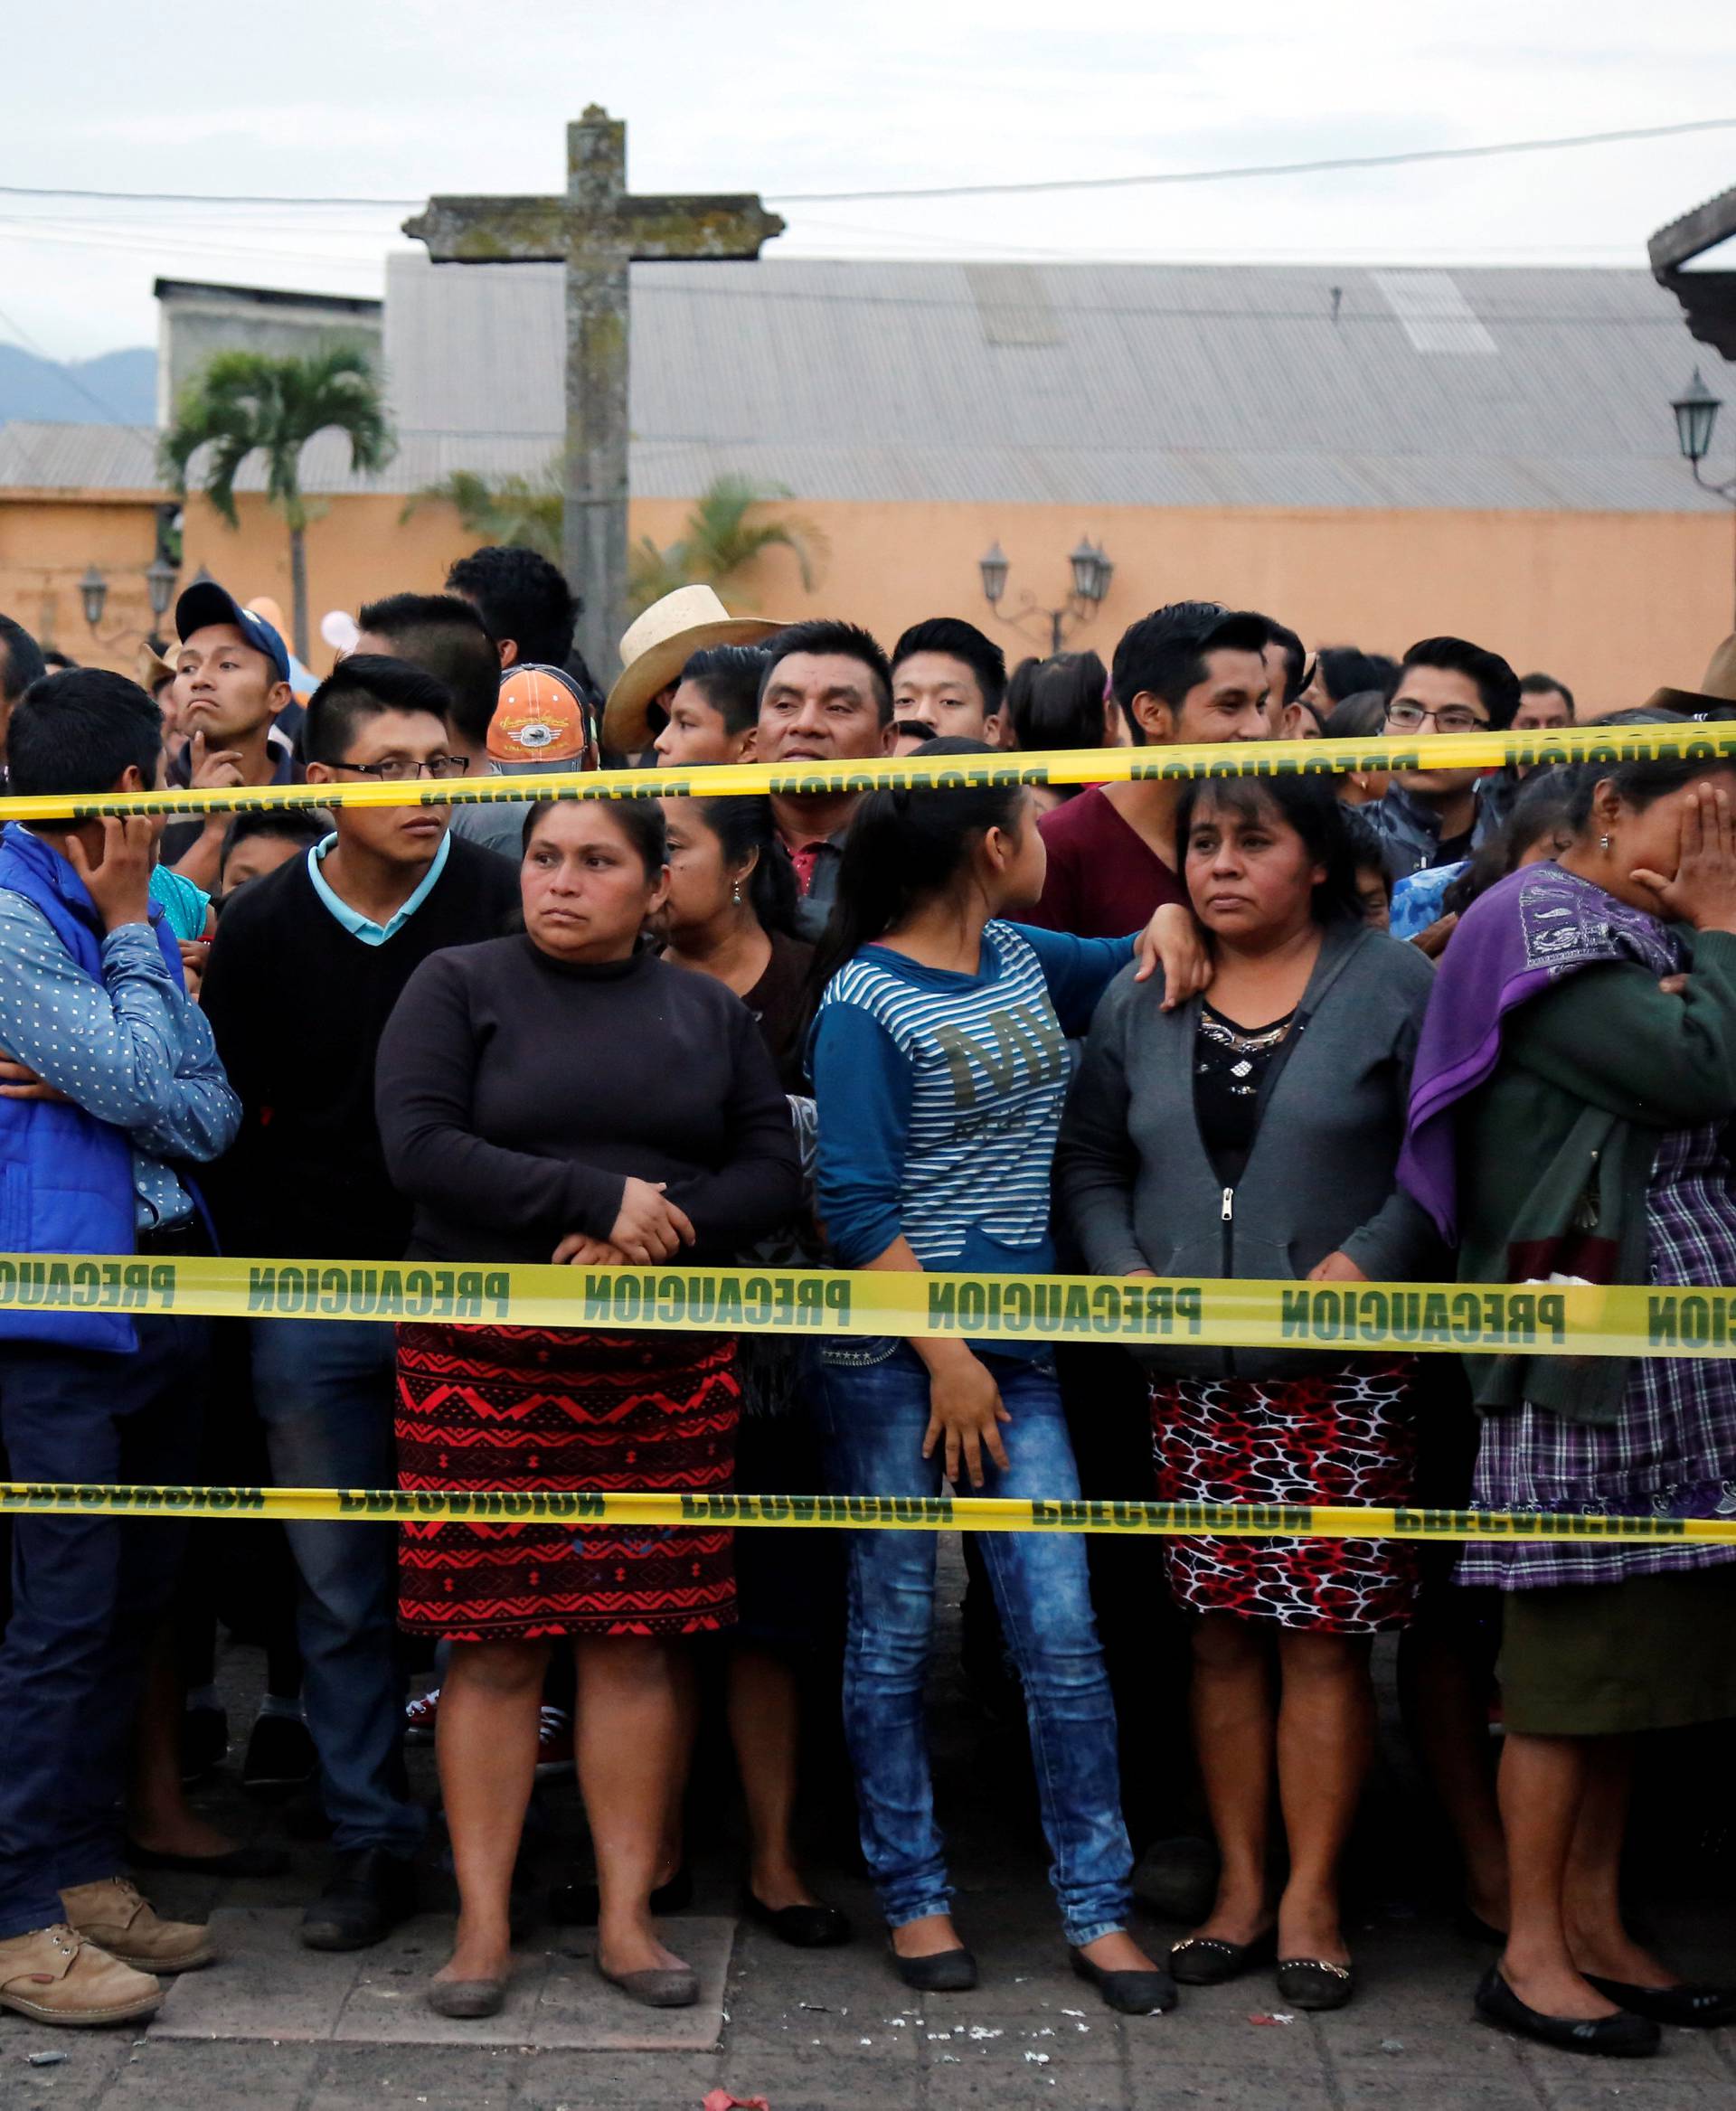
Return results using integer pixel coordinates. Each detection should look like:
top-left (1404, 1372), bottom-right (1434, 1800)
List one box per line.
top-left (0, 825), bottom-right (187, 1353)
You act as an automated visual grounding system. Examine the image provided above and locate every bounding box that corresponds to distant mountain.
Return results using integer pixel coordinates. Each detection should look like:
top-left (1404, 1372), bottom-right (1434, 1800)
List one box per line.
top-left (0, 344), bottom-right (156, 425)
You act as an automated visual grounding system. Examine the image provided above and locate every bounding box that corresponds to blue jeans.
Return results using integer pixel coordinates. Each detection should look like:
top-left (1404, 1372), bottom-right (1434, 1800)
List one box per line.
top-left (0, 1316), bottom-right (206, 1937)
top-left (250, 1319), bottom-right (423, 1856)
top-left (812, 1340), bottom-right (1132, 1946)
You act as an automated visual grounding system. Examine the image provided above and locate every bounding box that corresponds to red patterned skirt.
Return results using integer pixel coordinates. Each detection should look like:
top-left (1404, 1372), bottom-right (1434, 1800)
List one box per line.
top-left (396, 1322), bottom-right (738, 1641)
top-left (1150, 1360), bottom-right (1420, 1634)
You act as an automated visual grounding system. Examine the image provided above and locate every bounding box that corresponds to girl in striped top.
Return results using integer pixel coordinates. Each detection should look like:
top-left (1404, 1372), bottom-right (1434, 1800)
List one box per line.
top-left (806, 738), bottom-right (1196, 2013)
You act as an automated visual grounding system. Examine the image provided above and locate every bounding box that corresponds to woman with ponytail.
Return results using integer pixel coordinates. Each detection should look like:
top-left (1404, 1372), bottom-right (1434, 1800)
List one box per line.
top-left (807, 738), bottom-right (1199, 2013)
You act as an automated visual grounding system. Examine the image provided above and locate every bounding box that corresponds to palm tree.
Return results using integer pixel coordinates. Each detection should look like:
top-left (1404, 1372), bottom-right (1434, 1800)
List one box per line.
top-left (628, 474), bottom-right (828, 615)
top-left (401, 466), bottom-right (562, 563)
top-left (161, 345), bottom-right (394, 660)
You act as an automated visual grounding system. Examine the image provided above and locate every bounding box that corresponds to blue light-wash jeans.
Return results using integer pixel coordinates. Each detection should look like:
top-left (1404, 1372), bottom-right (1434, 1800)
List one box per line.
top-left (811, 1339), bottom-right (1132, 1947)
top-left (250, 1318), bottom-right (423, 1857)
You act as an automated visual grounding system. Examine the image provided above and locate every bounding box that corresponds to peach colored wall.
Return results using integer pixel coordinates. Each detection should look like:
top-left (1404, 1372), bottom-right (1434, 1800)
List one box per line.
top-left (0, 493), bottom-right (167, 673)
top-left (5, 488), bottom-right (1731, 708)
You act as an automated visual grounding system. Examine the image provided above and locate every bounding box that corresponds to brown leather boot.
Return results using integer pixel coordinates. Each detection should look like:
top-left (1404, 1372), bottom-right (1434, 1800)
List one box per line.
top-left (0, 1923), bottom-right (162, 2026)
top-left (60, 1878), bottom-right (213, 1974)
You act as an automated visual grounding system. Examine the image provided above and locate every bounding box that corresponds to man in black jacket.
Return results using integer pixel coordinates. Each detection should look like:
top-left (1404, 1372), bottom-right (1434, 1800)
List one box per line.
top-left (200, 656), bottom-right (518, 1951)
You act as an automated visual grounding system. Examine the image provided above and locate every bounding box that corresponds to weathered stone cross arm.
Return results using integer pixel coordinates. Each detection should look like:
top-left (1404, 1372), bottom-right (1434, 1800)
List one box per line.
top-left (403, 191), bottom-right (785, 262)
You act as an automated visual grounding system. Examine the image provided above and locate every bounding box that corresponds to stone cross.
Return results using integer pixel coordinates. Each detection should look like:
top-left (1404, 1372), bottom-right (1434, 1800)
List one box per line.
top-left (404, 106), bottom-right (784, 683)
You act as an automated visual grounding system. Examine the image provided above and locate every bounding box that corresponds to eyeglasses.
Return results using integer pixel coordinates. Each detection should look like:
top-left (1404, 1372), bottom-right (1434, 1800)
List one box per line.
top-left (1384, 702), bottom-right (1486, 737)
top-left (328, 755), bottom-right (469, 782)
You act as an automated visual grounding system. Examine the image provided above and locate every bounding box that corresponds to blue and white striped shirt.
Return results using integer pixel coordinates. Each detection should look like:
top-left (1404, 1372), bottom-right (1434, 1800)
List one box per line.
top-left (809, 920), bottom-right (1133, 1276)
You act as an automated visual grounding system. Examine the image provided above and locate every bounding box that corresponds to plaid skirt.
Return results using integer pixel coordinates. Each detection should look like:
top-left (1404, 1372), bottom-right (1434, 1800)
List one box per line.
top-left (395, 1322), bottom-right (739, 1641)
top-left (1459, 1123), bottom-right (1736, 1591)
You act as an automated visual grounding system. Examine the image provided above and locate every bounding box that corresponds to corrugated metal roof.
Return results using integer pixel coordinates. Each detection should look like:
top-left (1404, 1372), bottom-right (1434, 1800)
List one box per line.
top-left (382, 252), bottom-right (1736, 512)
top-left (0, 420), bottom-right (160, 490)
top-left (3, 255), bottom-right (1726, 513)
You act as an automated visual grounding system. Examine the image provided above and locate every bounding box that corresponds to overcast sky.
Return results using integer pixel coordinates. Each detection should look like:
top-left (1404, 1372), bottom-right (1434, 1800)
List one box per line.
top-left (6, 0), bottom-right (1736, 362)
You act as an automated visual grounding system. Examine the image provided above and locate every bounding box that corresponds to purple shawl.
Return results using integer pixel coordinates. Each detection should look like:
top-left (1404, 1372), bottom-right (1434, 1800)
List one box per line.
top-left (1397, 862), bottom-right (1680, 1242)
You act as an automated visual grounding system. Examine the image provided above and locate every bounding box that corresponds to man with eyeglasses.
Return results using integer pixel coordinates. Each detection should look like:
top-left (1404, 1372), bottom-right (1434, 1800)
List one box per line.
top-left (199, 656), bottom-right (518, 1954)
top-left (1364, 635), bottom-right (1521, 885)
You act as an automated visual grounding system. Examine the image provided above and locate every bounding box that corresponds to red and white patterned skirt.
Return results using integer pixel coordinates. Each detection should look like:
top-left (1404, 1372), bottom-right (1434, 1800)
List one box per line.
top-left (396, 1322), bottom-right (738, 1642)
top-left (1150, 1359), bottom-right (1420, 1634)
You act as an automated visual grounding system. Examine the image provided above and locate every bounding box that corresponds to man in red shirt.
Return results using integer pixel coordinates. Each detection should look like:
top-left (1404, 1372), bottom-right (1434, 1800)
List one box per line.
top-left (1027, 602), bottom-right (1272, 937)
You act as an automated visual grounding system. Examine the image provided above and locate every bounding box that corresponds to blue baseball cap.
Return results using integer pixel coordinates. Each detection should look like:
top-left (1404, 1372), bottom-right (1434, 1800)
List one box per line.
top-left (175, 580), bottom-right (292, 687)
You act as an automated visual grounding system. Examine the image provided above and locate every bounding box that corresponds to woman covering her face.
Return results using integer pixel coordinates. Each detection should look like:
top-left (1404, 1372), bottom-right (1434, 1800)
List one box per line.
top-left (375, 799), bottom-right (801, 2018)
top-left (1058, 774), bottom-right (1439, 2013)
top-left (1399, 716), bottom-right (1736, 2058)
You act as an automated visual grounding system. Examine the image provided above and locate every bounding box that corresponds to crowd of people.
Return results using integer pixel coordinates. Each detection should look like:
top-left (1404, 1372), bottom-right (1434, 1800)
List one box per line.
top-left (0, 551), bottom-right (1733, 2062)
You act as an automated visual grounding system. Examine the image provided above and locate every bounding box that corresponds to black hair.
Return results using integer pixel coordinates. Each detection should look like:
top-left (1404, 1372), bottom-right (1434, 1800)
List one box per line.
top-left (1174, 772), bottom-right (1363, 926)
top-left (40, 649), bottom-right (78, 673)
top-left (1561, 705), bottom-right (1736, 832)
top-left (1109, 601), bottom-right (1269, 738)
top-left (1341, 807), bottom-right (1390, 881)
top-left (1442, 768), bottom-right (1579, 916)
top-left (668, 794), bottom-right (801, 938)
top-left (445, 546), bottom-right (579, 669)
top-left (356, 592), bottom-right (500, 750)
top-left (813, 736), bottom-right (1027, 986)
top-left (1005, 649), bottom-right (1109, 760)
top-left (1400, 636), bottom-right (1522, 730)
top-left (0, 612), bottom-right (47, 703)
top-left (304, 654), bottom-right (455, 767)
top-left (1317, 646), bottom-right (1398, 703)
top-left (1261, 617), bottom-right (1307, 705)
top-left (891, 617), bottom-right (1008, 716)
top-left (221, 806), bottom-right (332, 864)
top-left (758, 618), bottom-right (893, 723)
top-left (678, 643), bottom-right (773, 739)
top-left (1518, 671), bottom-right (1576, 719)
top-left (1322, 690), bottom-right (1390, 740)
top-left (7, 668), bottom-right (161, 803)
top-left (520, 795), bottom-right (668, 878)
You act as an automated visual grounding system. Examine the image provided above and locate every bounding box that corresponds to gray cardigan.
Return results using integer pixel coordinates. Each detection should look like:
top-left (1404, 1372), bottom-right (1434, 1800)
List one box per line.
top-left (1057, 919), bottom-right (1442, 1381)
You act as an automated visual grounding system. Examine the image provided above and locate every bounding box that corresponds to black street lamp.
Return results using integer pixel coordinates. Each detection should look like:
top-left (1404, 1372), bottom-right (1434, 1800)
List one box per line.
top-left (80, 565), bottom-right (108, 631)
top-left (79, 551), bottom-right (183, 646)
top-left (1673, 369), bottom-right (1735, 497)
top-left (979, 535), bottom-right (1113, 655)
top-left (1673, 370), bottom-right (1736, 623)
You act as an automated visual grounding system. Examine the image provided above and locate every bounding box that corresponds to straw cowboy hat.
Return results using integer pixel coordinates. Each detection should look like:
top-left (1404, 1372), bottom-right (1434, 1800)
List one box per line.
top-left (137, 638), bottom-right (179, 693)
top-left (1643, 633), bottom-right (1736, 716)
top-left (602, 585), bottom-right (788, 754)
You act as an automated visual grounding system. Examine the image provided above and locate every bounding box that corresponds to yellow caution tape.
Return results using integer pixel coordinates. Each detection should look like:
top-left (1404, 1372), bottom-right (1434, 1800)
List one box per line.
top-left (0, 1482), bottom-right (1727, 1543)
top-left (5, 1253), bottom-right (1736, 1360)
top-left (3, 721), bottom-right (1731, 822)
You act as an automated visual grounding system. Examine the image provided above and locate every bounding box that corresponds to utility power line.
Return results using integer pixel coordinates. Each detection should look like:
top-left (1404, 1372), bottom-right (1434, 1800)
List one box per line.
top-left (0, 115), bottom-right (1728, 211)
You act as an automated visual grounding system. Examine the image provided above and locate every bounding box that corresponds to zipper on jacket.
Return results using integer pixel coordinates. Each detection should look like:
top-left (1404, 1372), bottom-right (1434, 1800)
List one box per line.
top-left (1220, 1188), bottom-right (1235, 1376)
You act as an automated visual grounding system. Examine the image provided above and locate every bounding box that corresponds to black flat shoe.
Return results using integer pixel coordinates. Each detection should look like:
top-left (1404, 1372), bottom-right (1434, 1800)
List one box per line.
top-left (1071, 1946), bottom-right (1176, 2015)
top-left (1583, 1974), bottom-right (1736, 2029)
top-left (1474, 1965), bottom-right (1660, 2057)
top-left (126, 1837), bottom-right (291, 1880)
top-left (549, 1864), bottom-right (692, 1928)
top-left (1168, 1928), bottom-right (1277, 1985)
top-left (890, 1941), bottom-right (977, 1993)
top-left (1277, 1957), bottom-right (1355, 2011)
top-left (741, 1890), bottom-right (852, 1949)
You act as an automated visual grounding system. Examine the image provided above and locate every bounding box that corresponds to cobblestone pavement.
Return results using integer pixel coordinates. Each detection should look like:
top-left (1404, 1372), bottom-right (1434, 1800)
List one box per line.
top-left (5, 1558), bottom-right (1733, 2110)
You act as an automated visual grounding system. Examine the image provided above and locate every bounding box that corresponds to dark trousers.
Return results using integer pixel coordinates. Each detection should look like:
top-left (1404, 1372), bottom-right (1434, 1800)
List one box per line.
top-left (0, 1315), bottom-right (208, 1937)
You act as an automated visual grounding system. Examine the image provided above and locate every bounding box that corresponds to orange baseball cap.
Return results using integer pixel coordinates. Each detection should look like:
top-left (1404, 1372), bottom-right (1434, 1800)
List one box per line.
top-left (486, 664), bottom-right (597, 768)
